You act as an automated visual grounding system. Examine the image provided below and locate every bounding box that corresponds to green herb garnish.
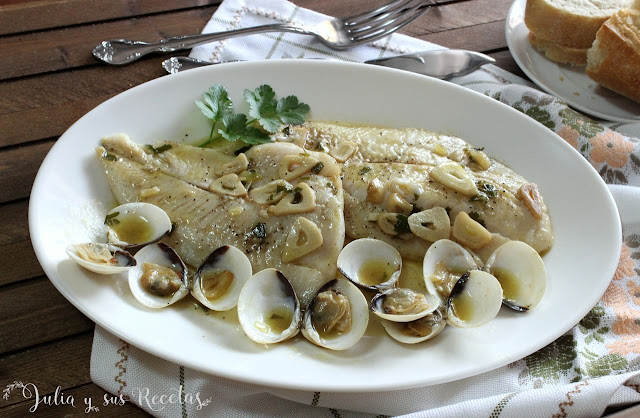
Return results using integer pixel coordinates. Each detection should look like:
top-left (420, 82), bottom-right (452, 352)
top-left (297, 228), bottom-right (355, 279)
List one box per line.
top-left (310, 162), bottom-right (324, 174)
top-left (470, 181), bottom-right (497, 203)
top-left (358, 166), bottom-right (372, 175)
top-left (292, 187), bottom-right (303, 204)
top-left (104, 212), bottom-right (120, 226)
top-left (393, 214), bottom-right (411, 235)
top-left (145, 144), bottom-right (173, 154)
top-left (326, 182), bottom-right (338, 195)
top-left (195, 84), bottom-right (310, 148)
top-left (101, 151), bottom-right (117, 161)
top-left (248, 222), bottom-right (267, 239)
top-left (468, 211), bottom-right (485, 227)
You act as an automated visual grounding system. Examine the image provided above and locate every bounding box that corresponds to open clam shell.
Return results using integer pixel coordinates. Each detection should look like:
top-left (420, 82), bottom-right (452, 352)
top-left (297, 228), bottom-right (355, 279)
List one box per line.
top-left (237, 269), bottom-right (301, 344)
top-left (191, 245), bottom-right (252, 311)
top-left (337, 238), bottom-right (402, 291)
top-left (423, 239), bottom-right (479, 301)
top-left (66, 243), bottom-right (136, 275)
top-left (302, 278), bottom-right (369, 351)
top-left (446, 270), bottom-right (503, 328)
top-left (128, 243), bottom-right (189, 308)
top-left (381, 307), bottom-right (446, 344)
top-left (106, 202), bottom-right (172, 250)
top-left (370, 288), bottom-right (441, 322)
top-left (485, 241), bottom-right (547, 312)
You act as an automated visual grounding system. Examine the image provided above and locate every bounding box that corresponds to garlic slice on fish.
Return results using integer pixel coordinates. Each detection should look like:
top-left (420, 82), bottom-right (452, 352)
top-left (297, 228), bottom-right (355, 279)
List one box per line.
top-left (191, 245), bottom-right (252, 311)
top-left (381, 308), bottom-right (446, 344)
top-left (337, 238), bottom-right (402, 291)
top-left (237, 269), bottom-right (301, 344)
top-left (66, 243), bottom-right (136, 275)
top-left (370, 288), bottom-right (441, 322)
top-left (105, 202), bottom-right (172, 250)
top-left (282, 217), bottom-right (323, 262)
top-left (446, 270), bottom-right (503, 328)
top-left (128, 243), bottom-right (189, 309)
top-left (485, 241), bottom-right (547, 312)
top-left (302, 279), bottom-right (369, 350)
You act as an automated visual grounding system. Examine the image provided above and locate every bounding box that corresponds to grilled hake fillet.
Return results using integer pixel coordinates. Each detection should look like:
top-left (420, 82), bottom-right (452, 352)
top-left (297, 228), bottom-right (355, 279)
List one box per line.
top-left (275, 122), bottom-right (554, 260)
top-left (97, 137), bottom-right (344, 306)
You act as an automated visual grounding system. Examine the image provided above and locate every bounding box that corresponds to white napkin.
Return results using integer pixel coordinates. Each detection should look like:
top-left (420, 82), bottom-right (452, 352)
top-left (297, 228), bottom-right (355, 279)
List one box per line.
top-left (92, 1), bottom-right (640, 416)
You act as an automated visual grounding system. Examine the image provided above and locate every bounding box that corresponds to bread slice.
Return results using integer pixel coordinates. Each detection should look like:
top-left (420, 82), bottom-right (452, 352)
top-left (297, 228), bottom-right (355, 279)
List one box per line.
top-left (525, 0), bottom-right (640, 49)
top-left (529, 32), bottom-right (588, 65)
top-left (586, 9), bottom-right (640, 103)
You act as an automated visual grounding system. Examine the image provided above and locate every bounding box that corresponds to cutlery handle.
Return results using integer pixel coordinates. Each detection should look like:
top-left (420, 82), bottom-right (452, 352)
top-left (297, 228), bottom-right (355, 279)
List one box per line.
top-left (94, 23), bottom-right (309, 65)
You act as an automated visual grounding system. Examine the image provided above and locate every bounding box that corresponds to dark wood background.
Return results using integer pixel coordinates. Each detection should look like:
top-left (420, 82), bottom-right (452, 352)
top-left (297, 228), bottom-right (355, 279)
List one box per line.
top-left (0, 0), bottom-right (570, 416)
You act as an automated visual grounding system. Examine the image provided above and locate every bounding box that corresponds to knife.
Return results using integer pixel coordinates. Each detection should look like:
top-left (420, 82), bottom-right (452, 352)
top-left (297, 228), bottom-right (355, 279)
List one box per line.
top-left (162, 50), bottom-right (495, 79)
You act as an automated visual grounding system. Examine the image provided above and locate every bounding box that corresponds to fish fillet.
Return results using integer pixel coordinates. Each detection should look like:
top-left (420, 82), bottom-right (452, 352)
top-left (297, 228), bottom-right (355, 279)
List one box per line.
top-left (97, 137), bottom-right (344, 306)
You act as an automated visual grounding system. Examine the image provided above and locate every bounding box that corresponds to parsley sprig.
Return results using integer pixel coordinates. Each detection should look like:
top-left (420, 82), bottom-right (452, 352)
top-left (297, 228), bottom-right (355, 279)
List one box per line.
top-left (195, 84), bottom-right (310, 148)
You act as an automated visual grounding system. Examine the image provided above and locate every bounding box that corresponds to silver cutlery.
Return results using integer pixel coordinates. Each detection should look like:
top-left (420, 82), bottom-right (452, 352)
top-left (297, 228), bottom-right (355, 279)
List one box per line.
top-left (93, 0), bottom-right (433, 65)
top-left (161, 50), bottom-right (495, 80)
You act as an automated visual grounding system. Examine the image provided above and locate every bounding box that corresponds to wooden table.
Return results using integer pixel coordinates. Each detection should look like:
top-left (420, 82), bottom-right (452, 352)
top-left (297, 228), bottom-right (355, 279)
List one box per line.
top-left (0, 0), bottom-right (626, 416)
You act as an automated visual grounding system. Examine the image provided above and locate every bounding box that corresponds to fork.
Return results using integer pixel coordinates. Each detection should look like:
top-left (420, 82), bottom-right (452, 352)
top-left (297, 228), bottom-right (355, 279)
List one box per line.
top-left (92, 0), bottom-right (433, 65)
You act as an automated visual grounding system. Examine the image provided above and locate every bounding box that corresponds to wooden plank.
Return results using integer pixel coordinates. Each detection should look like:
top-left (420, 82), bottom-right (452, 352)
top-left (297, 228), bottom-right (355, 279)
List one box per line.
top-left (0, 58), bottom-right (166, 148)
top-left (0, 140), bottom-right (54, 204)
top-left (0, 278), bottom-right (94, 353)
top-left (0, 6), bottom-right (217, 80)
top-left (0, 200), bottom-right (43, 286)
top-left (418, 20), bottom-right (507, 52)
top-left (0, 333), bottom-right (94, 407)
top-left (0, 0), bottom-right (219, 36)
top-left (1, 383), bottom-right (151, 417)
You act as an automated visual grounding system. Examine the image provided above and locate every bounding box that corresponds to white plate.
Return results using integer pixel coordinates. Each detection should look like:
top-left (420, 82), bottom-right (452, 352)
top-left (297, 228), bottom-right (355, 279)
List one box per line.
top-left (29, 60), bottom-right (621, 392)
top-left (506, 0), bottom-right (640, 123)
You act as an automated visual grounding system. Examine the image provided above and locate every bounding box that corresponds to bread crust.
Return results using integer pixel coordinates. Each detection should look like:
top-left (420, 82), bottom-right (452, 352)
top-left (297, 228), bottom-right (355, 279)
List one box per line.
top-left (529, 32), bottom-right (588, 65)
top-left (524, 0), bottom-right (635, 48)
top-left (586, 10), bottom-right (640, 103)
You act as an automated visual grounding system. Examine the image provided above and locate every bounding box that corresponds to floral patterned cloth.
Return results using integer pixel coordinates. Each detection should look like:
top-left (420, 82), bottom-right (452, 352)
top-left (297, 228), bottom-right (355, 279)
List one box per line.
top-left (91, 0), bottom-right (640, 416)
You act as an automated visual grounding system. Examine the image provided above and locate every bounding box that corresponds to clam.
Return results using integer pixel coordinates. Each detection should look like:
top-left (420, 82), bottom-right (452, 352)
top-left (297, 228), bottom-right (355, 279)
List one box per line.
top-left (485, 241), bottom-right (547, 312)
top-left (337, 238), bottom-right (402, 291)
top-left (66, 242), bottom-right (136, 275)
top-left (105, 202), bottom-right (172, 249)
top-left (423, 239), bottom-right (479, 301)
top-left (370, 288), bottom-right (441, 322)
top-left (191, 245), bottom-right (252, 311)
top-left (237, 269), bottom-right (301, 344)
top-left (381, 308), bottom-right (447, 344)
top-left (446, 270), bottom-right (503, 328)
top-left (128, 243), bottom-right (189, 308)
top-left (302, 279), bottom-right (369, 350)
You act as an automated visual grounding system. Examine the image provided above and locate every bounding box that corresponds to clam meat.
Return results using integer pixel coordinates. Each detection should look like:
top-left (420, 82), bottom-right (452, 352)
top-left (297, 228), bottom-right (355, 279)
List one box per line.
top-left (423, 239), bottom-right (479, 301)
top-left (370, 288), bottom-right (441, 322)
top-left (66, 242), bottom-right (136, 275)
top-left (302, 278), bottom-right (369, 350)
top-left (381, 307), bottom-right (447, 344)
top-left (128, 243), bottom-right (189, 308)
top-left (191, 245), bottom-right (252, 311)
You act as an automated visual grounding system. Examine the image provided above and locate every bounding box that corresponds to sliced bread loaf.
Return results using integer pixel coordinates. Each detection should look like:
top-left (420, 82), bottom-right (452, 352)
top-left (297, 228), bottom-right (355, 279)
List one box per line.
top-left (586, 9), bottom-right (640, 103)
top-left (528, 32), bottom-right (588, 65)
top-left (525, 0), bottom-right (640, 49)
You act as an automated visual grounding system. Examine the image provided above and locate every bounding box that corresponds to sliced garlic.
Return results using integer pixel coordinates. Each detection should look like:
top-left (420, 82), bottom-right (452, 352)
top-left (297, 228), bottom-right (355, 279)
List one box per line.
top-left (433, 144), bottom-right (448, 157)
top-left (385, 192), bottom-right (413, 215)
top-left (452, 211), bottom-right (491, 249)
top-left (269, 183), bottom-right (316, 216)
top-left (249, 179), bottom-right (293, 205)
top-left (518, 183), bottom-right (543, 220)
top-left (139, 186), bottom-right (161, 199)
top-left (278, 155), bottom-right (319, 181)
top-left (467, 149), bottom-right (491, 170)
top-left (282, 217), bottom-right (324, 262)
top-left (377, 212), bottom-right (411, 238)
top-left (430, 162), bottom-right (478, 196)
top-left (209, 173), bottom-right (247, 197)
top-left (367, 178), bottom-right (385, 203)
top-left (408, 207), bottom-right (451, 242)
top-left (215, 153), bottom-right (249, 176)
top-left (329, 140), bottom-right (357, 163)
